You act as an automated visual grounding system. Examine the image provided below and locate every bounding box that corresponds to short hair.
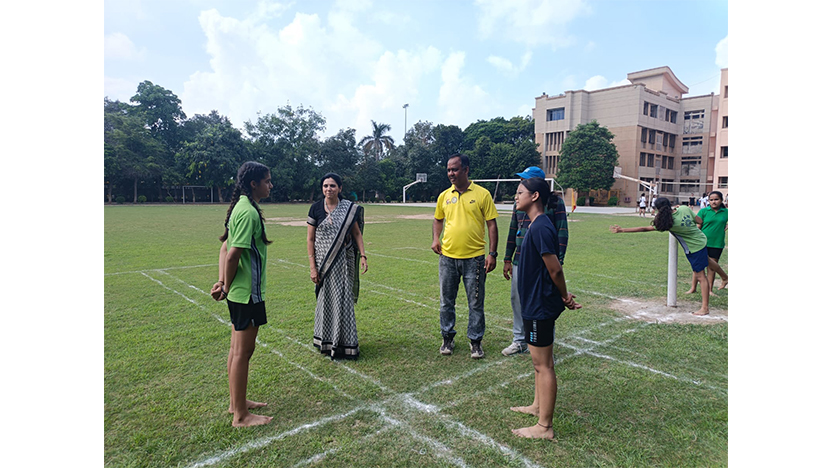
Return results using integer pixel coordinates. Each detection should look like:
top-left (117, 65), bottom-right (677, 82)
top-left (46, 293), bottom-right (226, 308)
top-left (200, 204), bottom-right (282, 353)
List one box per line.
top-left (448, 153), bottom-right (469, 168)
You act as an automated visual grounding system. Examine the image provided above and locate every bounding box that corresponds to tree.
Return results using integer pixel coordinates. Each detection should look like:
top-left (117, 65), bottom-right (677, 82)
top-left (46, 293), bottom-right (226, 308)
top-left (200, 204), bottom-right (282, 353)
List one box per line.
top-left (556, 120), bottom-right (619, 193)
top-left (358, 120), bottom-right (395, 161)
top-left (176, 113), bottom-right (248, 202)
top-left (318, 128), bottom-right (360, 180)
top-left (104, 101), bottom-right (165, 203)
top-left (130, 80), bottom-right (187, 150)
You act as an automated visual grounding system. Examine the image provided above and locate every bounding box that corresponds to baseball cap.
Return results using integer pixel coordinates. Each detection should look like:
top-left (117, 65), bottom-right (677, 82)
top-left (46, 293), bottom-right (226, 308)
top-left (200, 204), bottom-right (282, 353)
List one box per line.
top-left (516, 166), bottom-right (546, 179)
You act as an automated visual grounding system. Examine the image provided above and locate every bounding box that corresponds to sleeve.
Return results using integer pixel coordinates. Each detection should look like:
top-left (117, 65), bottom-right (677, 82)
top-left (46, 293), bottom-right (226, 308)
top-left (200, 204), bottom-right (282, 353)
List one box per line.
top-left (481, 191), bottom-right (498, 221)
top-left (434, 193), bottom-right (445, 220)
top-left (554, 197), bottom-right (568, 264)
top-left (307, 202), bottom-right (320, 226)
top-left (532, 222), bottom-right (559, 257)
top-left (228, 209), bottom-right (257, 249)
top-left (504, 206), bottom-right (519, 262)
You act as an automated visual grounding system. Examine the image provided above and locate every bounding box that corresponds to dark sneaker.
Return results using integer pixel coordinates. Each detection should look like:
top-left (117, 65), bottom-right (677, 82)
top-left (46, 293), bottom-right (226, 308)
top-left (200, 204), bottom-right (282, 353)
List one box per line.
top-left (501, 341), bottom-right (528, 356)
top-left (440, 336), bottom-right (455, 355)
top-left (470, 341), bottom-right (484, 359)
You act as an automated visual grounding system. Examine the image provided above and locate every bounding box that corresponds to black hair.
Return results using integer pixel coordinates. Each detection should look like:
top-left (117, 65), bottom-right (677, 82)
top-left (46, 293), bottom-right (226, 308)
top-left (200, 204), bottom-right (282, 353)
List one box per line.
top-left (651, 197), bottom-right (674, 231)
top-left (708, 190), bottom-right (725, 209)
top-left (219, 161), bottom-right (273, 245)
top-left (448, 153), bottom-right (469, 168)
top-left (520, 177), bottom-right (559, 213)
top-left (320, 172), bottom-right (344, 200)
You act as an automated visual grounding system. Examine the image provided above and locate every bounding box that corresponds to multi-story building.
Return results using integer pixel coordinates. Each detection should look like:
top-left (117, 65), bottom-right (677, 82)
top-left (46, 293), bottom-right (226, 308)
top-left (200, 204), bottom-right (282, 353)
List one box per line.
top-left (533, 66), bottom-right (723, 207)
top-left (712, 68), bottom-right (728, 202)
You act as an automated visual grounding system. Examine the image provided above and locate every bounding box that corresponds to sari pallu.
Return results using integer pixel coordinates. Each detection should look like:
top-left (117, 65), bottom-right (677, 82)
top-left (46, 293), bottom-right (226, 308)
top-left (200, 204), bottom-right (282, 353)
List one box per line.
top-left (310, 199), bottom-right (364, 359)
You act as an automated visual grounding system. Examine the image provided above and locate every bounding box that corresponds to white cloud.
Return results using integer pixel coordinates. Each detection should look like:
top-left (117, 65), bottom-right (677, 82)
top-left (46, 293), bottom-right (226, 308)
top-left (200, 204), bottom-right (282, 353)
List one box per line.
top-left (715, 35), bottom-right (728, 68)
top-left (583, 75), bottom-right (630, 91)
top-left (104, 76), bottom-right (139, 101)
top-left (474, 0), bottom-right (591, 49)
top-left (438, 52), bottom-right (492, 127)
top-left (104, 32), bottom-right (146, 60)
top-left (487, 51), bottom-right (532, 76)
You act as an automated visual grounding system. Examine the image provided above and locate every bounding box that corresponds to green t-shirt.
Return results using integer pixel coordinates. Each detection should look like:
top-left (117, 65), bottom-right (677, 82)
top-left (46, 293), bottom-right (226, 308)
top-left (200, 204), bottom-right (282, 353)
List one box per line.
top-left (698, 206), bottom-right (728, 249)
top-left (669, 205), bottom-right (707, 254)
top-left (227, 195), bottom-right (268, 304)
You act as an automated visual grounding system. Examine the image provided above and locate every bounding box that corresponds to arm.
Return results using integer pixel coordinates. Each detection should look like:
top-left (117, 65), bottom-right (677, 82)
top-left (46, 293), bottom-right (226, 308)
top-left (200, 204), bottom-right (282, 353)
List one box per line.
top-left (210, 241), bottom-right (228, 301)
top-left (503, 209), bottom-right (519, 280)
top-left (554, 198), bottom-right (568, 264)
top-left (351, 222), bottom-right (368, 274)
top-left (542, 253), bottom-right (580, 310)
top-left (223, 246), bottom-right (244, 295)
top-left (307, 224), bottom-right (319, 284)
top-left (610, 224), bottom-right (656, 233)
top-left (431, 218), bottom-right (444, 255)
top-left (485, 218), bottom-right (498, 273)
top-left (694, 215), bottom-right (703, 230)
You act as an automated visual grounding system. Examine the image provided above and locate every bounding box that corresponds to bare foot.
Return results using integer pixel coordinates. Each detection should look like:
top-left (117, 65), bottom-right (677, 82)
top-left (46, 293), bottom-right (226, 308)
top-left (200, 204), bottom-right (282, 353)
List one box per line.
top-left (228, 400), bottom-right (268, 414)
top-left (718, 279), bottom-right (728, 290)
top-left (684, 288), bottom-right (696, 294)
top-left (692, 308), bottom-right (710, 316)
top-left (512, 423), bottom-right (554, 440)
top-left (709, 291), bottom-right (718, 297)
top-left (510, 405), bottom-right (539, 417)
top-left (232, 412), bottom-right (273, 428)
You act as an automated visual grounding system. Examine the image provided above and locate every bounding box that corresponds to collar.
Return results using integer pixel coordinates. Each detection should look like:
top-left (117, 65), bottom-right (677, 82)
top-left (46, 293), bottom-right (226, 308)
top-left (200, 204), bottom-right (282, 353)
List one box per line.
top-left (452, 181), bottom-right (473, 194)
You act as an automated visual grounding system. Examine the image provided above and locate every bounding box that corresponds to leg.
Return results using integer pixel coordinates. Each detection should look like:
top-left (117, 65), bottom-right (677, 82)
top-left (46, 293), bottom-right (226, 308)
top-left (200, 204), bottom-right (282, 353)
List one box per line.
top-left (686, 271), bottom-right (698, 294)
top-left (229, 324), bottom-right (273, 427)
top-left (503, 273), bottom-right (528, 356)
top-left (461, 256), bottom-right (486, 343)
top-left (438, 256), bottom-right (460, 339)
top-left (512, 344), bottom-right (556, 439)
top-left (708, 256), bottom-right (728, 290)
top-left (227, 331), bottom-right (268, 413)
top-left (692, 270), bottom-right (710, 316)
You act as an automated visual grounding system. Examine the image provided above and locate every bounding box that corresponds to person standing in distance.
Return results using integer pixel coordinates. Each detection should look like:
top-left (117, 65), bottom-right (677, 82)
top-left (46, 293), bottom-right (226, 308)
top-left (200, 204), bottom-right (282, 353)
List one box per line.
top-left (432, 154), bottom-right (499, 359)
top-left (501, 166), bottom-right (568, 356)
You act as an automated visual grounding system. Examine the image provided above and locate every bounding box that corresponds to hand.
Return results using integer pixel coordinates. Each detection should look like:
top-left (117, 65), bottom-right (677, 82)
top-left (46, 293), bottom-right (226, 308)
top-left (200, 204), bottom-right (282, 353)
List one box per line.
top-left (431, 240), bottom-right (442, 255)
top-left (310, 268), bottom-right (319, 284)
top-left (609, 225), bottom-right (622, 233)
top-left (502, 261), bottom-right (512, 281)
top-left (563, 292), bottom-right (582, 310)
top-left (359, 256), bottom-right (368, 274)
top-left (210, 282), bottom-right (224, 301)
top-left (484, 255), bottom-right (496, 273)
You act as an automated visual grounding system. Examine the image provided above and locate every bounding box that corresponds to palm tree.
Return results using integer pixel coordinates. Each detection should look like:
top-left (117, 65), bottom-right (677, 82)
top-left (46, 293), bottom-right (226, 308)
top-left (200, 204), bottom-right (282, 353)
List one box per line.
top-left (358, 120), bottom-right (395, 161)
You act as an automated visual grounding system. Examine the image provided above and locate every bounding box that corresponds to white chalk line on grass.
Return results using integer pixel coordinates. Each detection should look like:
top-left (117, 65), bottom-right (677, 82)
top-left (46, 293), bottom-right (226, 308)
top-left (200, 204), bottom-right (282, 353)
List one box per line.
top-left (106, 264), bottom-right (215, 276)
top-left (365, 251), bottom-right (437, 265)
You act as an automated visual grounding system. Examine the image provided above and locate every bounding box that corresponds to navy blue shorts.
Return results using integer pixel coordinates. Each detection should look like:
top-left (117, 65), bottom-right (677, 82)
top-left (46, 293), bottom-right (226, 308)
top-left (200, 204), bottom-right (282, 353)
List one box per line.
top-left (523, 317), bottom-right (555, 348)
top-left (707, 247), bottom-right (723, 262)
top-left (227, 298), bottom-right (267, 331)
top-left (686, 247), bottom-right (710, 273)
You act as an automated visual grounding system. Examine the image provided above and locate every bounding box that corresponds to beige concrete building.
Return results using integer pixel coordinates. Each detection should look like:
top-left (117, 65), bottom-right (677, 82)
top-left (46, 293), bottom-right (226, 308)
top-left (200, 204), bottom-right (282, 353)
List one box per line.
top-left (711, 68), bottom-right (729, 202)
top-left (533, 66), bottom-right (724, 207)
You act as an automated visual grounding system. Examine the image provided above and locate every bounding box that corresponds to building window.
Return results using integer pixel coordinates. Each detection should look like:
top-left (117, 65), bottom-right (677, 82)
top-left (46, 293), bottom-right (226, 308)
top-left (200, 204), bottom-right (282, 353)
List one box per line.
top-left (724, 85), bottom-right (728, 98)
top-left (546, 108), bottom-right (565, 121)
top-left (643, 102), bottom-right (649, 116)
top-left (647, 153), bottom-right (654, 167)
top-left (648, 129), bottom-right (656, 144)
top-left (640, 152), bottom-right (646, 166)
top-left (666, 109), bottom-right (677, 123)
top-left (684, 110), bottom-right (705, 134)
top-left (668, 134), bottom-right (676, 150)
top-left (641, 127), bottom-right (648, 143)
top-left (650, 104), bottom-right (658, 118)
top-left (722, 116), bottom-right (728, 128)
top-left (718, 176), bottom-right (728, 188)
top-left (721, 146), bottom-right (728, 158)
top-left (682, 136), bottom-right (703, 154)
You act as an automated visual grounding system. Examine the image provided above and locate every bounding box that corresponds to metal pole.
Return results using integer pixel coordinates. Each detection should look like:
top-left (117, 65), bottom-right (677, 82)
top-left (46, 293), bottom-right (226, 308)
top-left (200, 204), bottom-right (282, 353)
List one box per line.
top-left (667, 233), bottom-right (678, 307)
top-left (403, 103), bottom-right (409, 140)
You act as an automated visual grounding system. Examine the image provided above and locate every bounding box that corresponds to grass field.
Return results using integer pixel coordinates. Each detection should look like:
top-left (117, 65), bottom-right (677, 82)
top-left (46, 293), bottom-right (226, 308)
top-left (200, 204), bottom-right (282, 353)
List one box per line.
top-left (104, 203), bottom-right (728, 468)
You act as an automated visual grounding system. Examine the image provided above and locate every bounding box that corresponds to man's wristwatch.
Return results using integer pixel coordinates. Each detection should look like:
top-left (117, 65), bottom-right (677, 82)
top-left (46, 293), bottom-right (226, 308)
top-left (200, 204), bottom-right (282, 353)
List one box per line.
top-left (488, 251), bottom-right (498, 258)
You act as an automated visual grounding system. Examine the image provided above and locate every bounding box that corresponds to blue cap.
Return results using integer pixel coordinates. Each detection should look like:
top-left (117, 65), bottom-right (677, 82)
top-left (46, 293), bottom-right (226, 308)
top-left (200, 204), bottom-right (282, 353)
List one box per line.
top-left (516, 166), bottom-right (546, 179)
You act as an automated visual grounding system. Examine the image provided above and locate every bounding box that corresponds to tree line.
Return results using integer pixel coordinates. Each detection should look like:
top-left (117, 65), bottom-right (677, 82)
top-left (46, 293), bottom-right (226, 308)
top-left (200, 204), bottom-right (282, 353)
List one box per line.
top-left (104, 80), bottom-right (545, 204)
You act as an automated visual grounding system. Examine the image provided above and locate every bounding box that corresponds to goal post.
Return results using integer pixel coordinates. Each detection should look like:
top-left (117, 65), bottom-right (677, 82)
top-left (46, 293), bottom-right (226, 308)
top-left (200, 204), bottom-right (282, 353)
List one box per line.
top-left (402, 173), bottom-right (427, 203)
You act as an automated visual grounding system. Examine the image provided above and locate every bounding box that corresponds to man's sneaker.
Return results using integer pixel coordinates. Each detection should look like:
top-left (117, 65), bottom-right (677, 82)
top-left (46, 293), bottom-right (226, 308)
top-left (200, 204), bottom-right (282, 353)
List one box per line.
top-left (470, 341), bottom-right (484, 359)
top-left (440, 336), bottom-right (455, 355)
top-left (501, 341), bottom-right (528, 356)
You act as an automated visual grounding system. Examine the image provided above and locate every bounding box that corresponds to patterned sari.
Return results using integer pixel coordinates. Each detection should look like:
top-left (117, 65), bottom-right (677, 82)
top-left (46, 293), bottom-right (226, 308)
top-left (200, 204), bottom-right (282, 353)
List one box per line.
top-left (310, 199), bottom-right (364, 359)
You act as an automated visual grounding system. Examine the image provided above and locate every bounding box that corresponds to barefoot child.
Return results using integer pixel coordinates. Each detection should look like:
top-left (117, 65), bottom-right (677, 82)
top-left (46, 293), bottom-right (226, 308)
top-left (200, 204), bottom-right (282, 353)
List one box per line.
top-left (610, 197), bottom-right (711, 316)
top-left (687, 191), bottom-right (728, 295)
top-left (509, 177), bottom-right (581, 440)
top-left (210, 161), bottom-right (274, 427)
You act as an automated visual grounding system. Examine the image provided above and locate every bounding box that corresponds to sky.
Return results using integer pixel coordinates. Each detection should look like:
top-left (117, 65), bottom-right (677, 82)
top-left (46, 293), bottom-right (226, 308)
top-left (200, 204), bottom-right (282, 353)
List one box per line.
top-left (104, 0), bottom-right (728, 140)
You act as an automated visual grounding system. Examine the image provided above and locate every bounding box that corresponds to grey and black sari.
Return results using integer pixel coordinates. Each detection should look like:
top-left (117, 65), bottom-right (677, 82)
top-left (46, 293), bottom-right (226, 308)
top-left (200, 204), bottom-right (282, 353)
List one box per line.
top-left (308, 199), bottom-right (364, 359)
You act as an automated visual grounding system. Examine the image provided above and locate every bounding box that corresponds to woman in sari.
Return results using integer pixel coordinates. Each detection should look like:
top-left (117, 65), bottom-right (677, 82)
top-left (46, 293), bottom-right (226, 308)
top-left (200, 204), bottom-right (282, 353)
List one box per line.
top-left (307, 173), bottom-right (368, 359)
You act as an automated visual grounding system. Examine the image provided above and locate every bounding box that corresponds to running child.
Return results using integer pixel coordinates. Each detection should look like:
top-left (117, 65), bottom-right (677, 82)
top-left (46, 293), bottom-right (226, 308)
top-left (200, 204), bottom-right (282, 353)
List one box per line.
top-left (509, 177), bottom-right (581, 440)
top-left (210, 161), bottom-right (274, 427)
top-left (610, 197), bottom-right (711, 316)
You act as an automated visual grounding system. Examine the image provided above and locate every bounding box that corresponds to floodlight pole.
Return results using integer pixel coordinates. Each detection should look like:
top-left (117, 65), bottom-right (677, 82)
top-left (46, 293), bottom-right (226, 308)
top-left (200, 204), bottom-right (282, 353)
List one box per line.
top-left (667, 234), bottom-right (678, 307)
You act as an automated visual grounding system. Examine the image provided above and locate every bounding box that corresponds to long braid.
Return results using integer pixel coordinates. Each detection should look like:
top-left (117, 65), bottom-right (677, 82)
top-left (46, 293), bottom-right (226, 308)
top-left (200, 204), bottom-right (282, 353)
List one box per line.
top-left (219, 161), bottom-right (272, 244)
top-left (652, 197), bottom-right (674, 231)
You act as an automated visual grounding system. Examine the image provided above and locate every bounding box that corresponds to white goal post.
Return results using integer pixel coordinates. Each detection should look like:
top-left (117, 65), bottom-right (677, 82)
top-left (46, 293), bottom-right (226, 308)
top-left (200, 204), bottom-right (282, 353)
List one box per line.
top-left (401, 173), bottom-right (428, 203)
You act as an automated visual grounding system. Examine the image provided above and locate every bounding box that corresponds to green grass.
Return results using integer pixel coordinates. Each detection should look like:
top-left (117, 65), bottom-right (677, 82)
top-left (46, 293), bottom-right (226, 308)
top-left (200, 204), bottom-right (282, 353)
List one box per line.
top-left (105, 203), bottom-right (727, 467)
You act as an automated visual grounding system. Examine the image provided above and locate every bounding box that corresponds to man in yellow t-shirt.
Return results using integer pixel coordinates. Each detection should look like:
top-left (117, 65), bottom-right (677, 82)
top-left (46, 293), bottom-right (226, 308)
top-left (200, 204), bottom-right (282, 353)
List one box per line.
top-left (432, 154), bottom-right (499, 359)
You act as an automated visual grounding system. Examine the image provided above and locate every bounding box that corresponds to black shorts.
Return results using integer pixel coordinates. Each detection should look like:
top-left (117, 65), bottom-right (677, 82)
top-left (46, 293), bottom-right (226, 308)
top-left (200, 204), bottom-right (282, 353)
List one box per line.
top-left (227, 298), bottom-right (267, 331)
top-left (707, 247), bottom-right (723, 262)
top-left (523, 317), bottom-right (556, 347)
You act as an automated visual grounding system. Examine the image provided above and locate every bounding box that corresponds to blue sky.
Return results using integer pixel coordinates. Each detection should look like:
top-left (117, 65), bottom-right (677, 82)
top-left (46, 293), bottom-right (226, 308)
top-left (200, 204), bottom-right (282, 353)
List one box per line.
top-left (104, 0), bottom-right (728, 140)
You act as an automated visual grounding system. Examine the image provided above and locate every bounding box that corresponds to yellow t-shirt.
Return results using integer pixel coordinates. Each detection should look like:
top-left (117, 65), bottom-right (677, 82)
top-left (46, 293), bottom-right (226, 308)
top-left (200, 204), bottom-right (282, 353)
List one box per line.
top-left (434, 182), bottom-right (498, 259)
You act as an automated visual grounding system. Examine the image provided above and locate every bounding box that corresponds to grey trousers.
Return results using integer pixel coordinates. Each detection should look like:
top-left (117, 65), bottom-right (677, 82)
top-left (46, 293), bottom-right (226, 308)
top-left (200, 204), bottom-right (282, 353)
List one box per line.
top-left (439, 255), bottom-right (486, 342)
